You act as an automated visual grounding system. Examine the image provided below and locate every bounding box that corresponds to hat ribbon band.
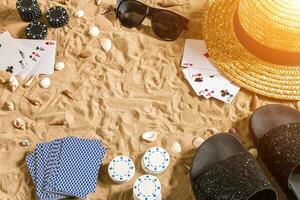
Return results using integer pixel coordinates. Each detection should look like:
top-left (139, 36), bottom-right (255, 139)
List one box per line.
top-left (233, 10), bottom-right (300, 66)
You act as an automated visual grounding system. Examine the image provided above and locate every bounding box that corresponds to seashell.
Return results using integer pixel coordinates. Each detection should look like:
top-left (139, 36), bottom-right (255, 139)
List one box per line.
top-left (24, 75), bottom-right (38, 88)
top-left (207, 127), bottom-right (219, 134)
top-left (171, 142), bottom-right (182, 154)
top-left (49, 119), bottom-right (68, 126)
top-left (4, 101), bottom-right (15, 111)
top-left (74, 10), bottom-right (85, 18)
top-left (248, 148), bottom-right (258, 159)
top-left (26, 97), bottom-right (41, 106)
top-left (100, 7), bottom-right (114, 15)
top-left (20, 140), bottom-right (31, 147)
top-left (8, 76), bottom-right (19, 92)
top-left (40, 77), bottom-right (51, 89)
top-left (142, 131), bottom-right (158, 143)
top-left (101, 38), bottom-right (112, 52)
top-left (62, 89), bottom-right (77, 102)
top-left (14, 118), bottom-right (26, 130)
top-left (88, 26), bottom-right (100, 37)
top-left (192, 137), bottom-right (205, 148)
top-left (55, 61), bottom-right (65, 71)
top-left (79, 50), bottom-right (92, 58)
top-left (95, 0), bottom-right (102, 6)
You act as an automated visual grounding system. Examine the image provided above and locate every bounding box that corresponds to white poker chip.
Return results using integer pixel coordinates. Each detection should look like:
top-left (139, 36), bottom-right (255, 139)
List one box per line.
top-left (141, 147), bottom-right (170, 174)
top-left (133, 174), bottom-right (161, 200)
top-left (108, 156), bottom-right (135, 183)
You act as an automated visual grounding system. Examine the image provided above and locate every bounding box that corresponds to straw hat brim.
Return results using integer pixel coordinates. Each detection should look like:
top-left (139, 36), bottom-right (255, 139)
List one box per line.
top-left (203, 0), bottom-right (300, 100)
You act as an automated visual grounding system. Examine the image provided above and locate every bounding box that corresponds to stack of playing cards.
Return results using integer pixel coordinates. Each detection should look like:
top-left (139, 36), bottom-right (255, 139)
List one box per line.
top-left (181, 39), bottom-right (240, 103)
top-left (26, 137), bottom-right (106, 200)
top-left (0, 31), bottom-right (56, 79)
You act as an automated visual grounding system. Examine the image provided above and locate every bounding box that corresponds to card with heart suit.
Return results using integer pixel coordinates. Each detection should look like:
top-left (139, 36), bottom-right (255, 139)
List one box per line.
top-left (0, 32), bottom-right (28, 75)
top-left (181, 39), bottom-right (241, 103)
top-left (181, 39), bottom-right (218, 71)
top-left (17, 40), bottom-right (56, 78)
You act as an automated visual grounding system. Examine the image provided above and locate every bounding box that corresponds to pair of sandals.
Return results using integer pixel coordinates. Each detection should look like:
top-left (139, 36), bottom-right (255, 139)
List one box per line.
top-left (190, 104), bottom-right (300, 200)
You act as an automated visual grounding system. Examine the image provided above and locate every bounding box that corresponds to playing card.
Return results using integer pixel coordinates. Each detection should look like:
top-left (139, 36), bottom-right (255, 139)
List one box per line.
top-left (188, 67), bottom-right (221, 79)
top-left (45, 137), bottom-right (106, 199)
top-left (181, 39), bottom-right (218, 72)
top-left (183, 68), bottom-right (231, 97)
top-left (17, 40), bottom-right (56, 78)
top-left (209, 82), bottom-right (240, 103)
top-left (17, 40), bottom-right (48, 78)
top-left (0, 32), bottom-right (28, 75)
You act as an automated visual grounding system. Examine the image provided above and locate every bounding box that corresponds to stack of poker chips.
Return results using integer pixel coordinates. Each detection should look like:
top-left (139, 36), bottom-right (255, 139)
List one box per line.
top-left (26, 21), bottom-right (48, 40)
top-left (107, 147), bottom-right (170, 200)
top-left (26, 137), bottom-right (106, 200)
top-left (46, 6), bottom-right (69, 28)
top-left (133, 175), bottom-right (162, 200)
top-left (16, 0), bottom-right (41, 22)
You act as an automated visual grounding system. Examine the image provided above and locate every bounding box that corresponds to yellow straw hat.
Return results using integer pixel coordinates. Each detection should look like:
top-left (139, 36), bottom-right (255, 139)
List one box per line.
top-left (203, 0), bottom-right (300, 100)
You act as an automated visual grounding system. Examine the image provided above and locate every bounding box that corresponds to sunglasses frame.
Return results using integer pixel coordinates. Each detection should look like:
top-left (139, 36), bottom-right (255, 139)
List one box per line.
top-left (116, 0), bottom-right (189, 41)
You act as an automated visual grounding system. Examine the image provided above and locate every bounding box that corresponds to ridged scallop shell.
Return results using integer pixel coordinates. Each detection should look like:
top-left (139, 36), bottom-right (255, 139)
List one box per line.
top-left (142, 131), bottom-right (158, 143)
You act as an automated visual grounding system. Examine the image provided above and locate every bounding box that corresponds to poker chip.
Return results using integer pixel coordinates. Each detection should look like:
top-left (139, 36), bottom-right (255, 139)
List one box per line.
top-left (46, 6), bottom-right (69, 28)
top-left (133, 174), bottom-right (162, 200)
top-left (141, 147), bottom-right (170, 175)
top-left (16, 0), bottom-right (41, 22)
top-left (26, 21), bottom-right (48, 40)
top-left (108, 156), bottom-right (135, 183)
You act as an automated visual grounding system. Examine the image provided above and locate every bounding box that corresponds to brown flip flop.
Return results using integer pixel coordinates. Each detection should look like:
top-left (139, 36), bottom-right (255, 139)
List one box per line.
top-left (250, 104), bottom-right (300, 199)
top-left (190, 133), bottom-right (277, 200)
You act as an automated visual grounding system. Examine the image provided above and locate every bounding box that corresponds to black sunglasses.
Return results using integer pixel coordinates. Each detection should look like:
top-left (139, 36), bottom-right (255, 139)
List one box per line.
top-left (116, 0), bottom-right (189, 41)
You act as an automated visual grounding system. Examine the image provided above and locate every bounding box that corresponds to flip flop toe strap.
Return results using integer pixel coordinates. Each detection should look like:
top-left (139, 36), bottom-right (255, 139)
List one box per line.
top-left (192, 151), bottom-right (274, 200)
top-left (258, 123), bottom-right (300, 186)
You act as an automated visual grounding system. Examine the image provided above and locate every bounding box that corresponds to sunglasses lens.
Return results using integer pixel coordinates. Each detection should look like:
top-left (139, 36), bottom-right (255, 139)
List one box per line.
top-left (117, 1), bottom-right (147, 27)
top-left (152, 11), bottom-right (183, 41)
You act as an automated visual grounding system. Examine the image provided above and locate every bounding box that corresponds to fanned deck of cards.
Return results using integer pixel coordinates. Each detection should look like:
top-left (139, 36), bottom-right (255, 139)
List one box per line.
top-left (181, 39), bottom-right (240, 103)
top-left (26, 137), bottom-right (106, 200)
top-left (0, 31), bottom-right (56, 79)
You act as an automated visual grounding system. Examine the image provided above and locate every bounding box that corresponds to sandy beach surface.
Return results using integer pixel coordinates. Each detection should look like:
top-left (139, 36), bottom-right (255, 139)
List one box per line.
top-left (0, 0), bottom-right (294, 199)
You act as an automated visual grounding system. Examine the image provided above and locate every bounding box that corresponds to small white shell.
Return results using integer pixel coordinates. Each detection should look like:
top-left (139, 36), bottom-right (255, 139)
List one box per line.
top-left (101, 38), bottom-right (112, 52)
top-left (55, 62), bottom-right (65, 71)
top-left (95, 0), bottom-right (102, 6)
top-left (20, 140), bottom-right (31, 147)
top-left (171, 142), bottom-right (182, 154)
top-left (9, 76), bottom-right (19, 92)
top-left (89, 26), bottom-right (100, 37)
top-left (248, 148), bottom-right (258, 159)
top-left (40, 77), bottom-right (51, 89)
top-left (4, 101), bottom-right (15, 111)
top-left (74, 10), bottom-right (85, 18)
top-left (14, 118), bottom-right (26, 130)
top-left (192, 137), bottom-right (205, 148)
top-left (142, 131), bottom-right (158, 143)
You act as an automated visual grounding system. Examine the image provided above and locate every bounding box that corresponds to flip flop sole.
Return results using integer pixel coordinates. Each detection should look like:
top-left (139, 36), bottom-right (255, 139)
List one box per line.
top-left (250, 104), bottom-right (300, 199)
top-left (190, 133), bottom-right (277, 200)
